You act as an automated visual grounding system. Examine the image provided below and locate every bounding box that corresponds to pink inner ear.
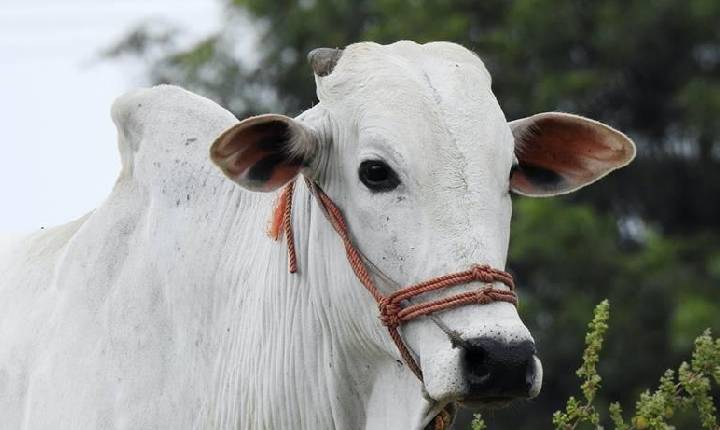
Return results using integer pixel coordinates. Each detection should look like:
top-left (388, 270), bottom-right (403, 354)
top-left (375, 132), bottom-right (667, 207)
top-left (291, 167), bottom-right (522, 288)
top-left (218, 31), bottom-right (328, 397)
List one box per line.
top-left (211, 116), bottom-right (306, 192)
top-left (518, 117), bottom-right (605, 181)
top-left (215, 121), bottom-right (283, 178)
top-left (512, 113), bottom-right (634, 195)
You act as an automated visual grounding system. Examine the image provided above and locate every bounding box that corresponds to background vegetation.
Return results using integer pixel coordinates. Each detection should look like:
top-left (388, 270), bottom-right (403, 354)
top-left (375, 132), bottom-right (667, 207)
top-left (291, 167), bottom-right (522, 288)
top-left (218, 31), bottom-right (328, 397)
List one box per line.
top-left (109, 0), bottom-right (720, 428)
top-left (476, 301), bottom-right (720, 429)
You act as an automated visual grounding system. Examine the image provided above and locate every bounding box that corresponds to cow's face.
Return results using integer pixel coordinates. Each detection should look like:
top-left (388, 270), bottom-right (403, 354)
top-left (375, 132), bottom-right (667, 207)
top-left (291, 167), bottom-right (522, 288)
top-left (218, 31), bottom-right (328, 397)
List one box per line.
top-left (211, 42), bottom-right (634, 409)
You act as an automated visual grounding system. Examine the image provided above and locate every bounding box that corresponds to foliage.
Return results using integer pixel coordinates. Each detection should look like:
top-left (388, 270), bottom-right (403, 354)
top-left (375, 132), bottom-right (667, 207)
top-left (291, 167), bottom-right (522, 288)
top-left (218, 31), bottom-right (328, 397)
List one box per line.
top-left (557, 301), bottom-right (720, 430)
top-left (501, 197), bottom-right (720, 429)
top-left (470, 414), bottom-right (486, 430)
top-left (474, 301), bottom-right (720, 429)
top-left (552, 300), bottom-right (610, 429)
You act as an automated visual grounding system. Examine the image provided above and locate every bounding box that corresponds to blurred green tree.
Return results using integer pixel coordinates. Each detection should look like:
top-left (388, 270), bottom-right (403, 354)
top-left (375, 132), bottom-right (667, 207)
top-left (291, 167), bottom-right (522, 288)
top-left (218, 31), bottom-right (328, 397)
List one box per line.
top-left (107, 0), bottom-right (720, 428)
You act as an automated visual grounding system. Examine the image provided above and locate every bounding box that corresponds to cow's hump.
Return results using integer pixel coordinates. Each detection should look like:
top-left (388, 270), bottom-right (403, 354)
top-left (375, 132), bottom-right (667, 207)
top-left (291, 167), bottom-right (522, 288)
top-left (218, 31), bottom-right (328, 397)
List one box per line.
top-left (111, 85), bottom-right (237, 189)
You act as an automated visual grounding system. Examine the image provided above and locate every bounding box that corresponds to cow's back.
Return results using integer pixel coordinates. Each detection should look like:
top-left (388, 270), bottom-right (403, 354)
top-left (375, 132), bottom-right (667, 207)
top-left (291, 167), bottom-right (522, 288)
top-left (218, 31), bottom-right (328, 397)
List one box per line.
top-left (0, 216), bottom-right (90, 428)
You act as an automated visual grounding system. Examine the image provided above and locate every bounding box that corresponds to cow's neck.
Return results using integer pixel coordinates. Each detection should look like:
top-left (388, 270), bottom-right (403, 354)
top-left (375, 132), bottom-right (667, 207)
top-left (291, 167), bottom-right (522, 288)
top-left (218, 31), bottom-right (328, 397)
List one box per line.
top-left (210, 180), bottom-right (430, 429)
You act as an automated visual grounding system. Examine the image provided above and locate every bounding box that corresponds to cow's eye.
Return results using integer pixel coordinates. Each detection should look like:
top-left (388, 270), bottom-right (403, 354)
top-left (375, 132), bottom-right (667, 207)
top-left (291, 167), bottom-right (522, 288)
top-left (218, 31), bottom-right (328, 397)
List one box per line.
top-left (358, 160), bottom-right (400, 192)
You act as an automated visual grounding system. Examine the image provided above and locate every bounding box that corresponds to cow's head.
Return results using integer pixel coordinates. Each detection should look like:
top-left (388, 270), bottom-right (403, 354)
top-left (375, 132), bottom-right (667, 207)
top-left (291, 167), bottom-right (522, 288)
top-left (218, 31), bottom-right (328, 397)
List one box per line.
top-left (210, 42), bottom-right (634, 412)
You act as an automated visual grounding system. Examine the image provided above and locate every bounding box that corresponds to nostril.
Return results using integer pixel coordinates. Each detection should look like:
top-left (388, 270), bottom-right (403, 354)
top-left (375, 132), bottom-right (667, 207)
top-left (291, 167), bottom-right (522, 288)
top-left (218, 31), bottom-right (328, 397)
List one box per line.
top-left (463, 338), bottom-right (537, 399)
top-left (464, 343), bottom-right (490, 385)
top-left (525, 357), bottom-right (536, 390)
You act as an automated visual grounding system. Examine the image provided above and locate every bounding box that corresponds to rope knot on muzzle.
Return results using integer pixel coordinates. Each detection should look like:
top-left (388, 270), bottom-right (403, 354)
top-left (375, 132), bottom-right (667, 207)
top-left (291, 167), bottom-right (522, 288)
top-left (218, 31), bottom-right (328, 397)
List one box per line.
top-left (470, 264), bottom-right (497, 283)
top-left (378, 298), bottom-right (402, 329)
top-left (472, 263), bottom-right (516, 290)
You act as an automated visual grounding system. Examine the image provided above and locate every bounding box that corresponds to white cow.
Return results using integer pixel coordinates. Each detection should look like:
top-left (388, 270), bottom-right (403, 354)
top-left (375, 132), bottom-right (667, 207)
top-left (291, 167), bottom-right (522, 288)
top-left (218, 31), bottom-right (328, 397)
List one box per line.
top-left (0, 41), bottom-right (635, 429)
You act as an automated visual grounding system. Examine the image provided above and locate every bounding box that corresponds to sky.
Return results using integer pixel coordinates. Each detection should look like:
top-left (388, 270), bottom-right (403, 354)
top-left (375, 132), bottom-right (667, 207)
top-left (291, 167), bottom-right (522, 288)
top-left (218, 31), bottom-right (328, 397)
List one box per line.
top-left (0, 0), bottom-right (222, 233)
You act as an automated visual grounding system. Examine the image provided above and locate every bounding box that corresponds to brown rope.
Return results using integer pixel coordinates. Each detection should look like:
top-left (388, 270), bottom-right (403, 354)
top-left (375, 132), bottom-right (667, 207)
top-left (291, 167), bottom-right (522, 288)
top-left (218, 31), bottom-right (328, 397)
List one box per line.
top-left (282, 180), bottom-right (298, 273)
top-left (276, 178), bottom-right (517, 382)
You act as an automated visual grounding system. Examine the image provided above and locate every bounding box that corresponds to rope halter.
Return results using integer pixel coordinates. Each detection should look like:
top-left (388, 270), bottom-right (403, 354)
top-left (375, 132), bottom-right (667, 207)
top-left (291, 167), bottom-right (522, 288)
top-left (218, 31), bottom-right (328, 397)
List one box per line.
top-left (275, 178), bottom-right (518, 381)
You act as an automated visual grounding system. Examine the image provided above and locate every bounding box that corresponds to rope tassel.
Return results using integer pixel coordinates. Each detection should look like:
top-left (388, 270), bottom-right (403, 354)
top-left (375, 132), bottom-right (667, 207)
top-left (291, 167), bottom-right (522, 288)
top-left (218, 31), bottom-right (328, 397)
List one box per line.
top-left (270, 181), bottom-right (298, 273)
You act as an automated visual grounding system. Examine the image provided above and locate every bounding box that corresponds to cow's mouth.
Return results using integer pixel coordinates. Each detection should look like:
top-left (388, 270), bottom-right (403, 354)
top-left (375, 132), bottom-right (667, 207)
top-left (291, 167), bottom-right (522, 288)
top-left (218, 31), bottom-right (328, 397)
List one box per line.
top-left (458, 395), bottom-right (515, 410)
top-left (421, 395), bottom-right (517, 429)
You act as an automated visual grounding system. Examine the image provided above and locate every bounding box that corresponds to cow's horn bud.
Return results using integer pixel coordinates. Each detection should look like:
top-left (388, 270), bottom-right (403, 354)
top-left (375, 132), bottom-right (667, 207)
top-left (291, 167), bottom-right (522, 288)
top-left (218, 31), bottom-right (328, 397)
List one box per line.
top-left (308, 48), bottom-right (343, 77)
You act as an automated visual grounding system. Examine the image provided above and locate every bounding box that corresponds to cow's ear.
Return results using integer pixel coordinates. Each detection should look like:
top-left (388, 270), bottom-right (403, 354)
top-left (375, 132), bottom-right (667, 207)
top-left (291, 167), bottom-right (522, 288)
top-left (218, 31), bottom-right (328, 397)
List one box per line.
top-left (210, 114), bottom-right (317, 192)
top-left (509, 112), bottom-right (635, 197)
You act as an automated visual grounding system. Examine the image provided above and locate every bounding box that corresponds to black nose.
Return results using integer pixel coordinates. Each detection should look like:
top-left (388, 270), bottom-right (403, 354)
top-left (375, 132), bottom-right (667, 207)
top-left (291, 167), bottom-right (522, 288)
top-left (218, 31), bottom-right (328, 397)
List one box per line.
top-left (462, 337), bottom-right (536, 399)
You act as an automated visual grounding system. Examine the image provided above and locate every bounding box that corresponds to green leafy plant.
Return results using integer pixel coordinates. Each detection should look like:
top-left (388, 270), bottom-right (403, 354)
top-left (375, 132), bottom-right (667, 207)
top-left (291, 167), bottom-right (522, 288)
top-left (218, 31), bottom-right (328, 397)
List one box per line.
top-left (552, 299), bottom-right (611, 429)
top-left (470, 414), bottom-right (486, 430)
top-left (472, 300), bottom-right (720, 430)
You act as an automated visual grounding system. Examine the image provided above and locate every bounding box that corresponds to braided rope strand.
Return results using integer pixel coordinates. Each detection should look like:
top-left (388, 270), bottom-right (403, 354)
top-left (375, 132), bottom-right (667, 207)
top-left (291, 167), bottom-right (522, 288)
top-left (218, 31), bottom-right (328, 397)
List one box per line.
top-left (282, 180), bottom-right (298, 273)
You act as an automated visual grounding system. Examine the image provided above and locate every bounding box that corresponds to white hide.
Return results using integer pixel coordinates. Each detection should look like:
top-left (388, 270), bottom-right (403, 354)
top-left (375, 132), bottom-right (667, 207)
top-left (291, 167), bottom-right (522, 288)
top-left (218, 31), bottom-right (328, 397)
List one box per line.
top-left (0, 41), bottom-right (545, 429)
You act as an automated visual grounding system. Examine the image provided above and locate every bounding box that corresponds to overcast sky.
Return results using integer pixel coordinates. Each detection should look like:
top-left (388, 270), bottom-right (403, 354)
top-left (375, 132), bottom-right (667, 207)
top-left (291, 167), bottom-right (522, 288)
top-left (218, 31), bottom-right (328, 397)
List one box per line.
top-left (0, 0), bottom-right (221, 233)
